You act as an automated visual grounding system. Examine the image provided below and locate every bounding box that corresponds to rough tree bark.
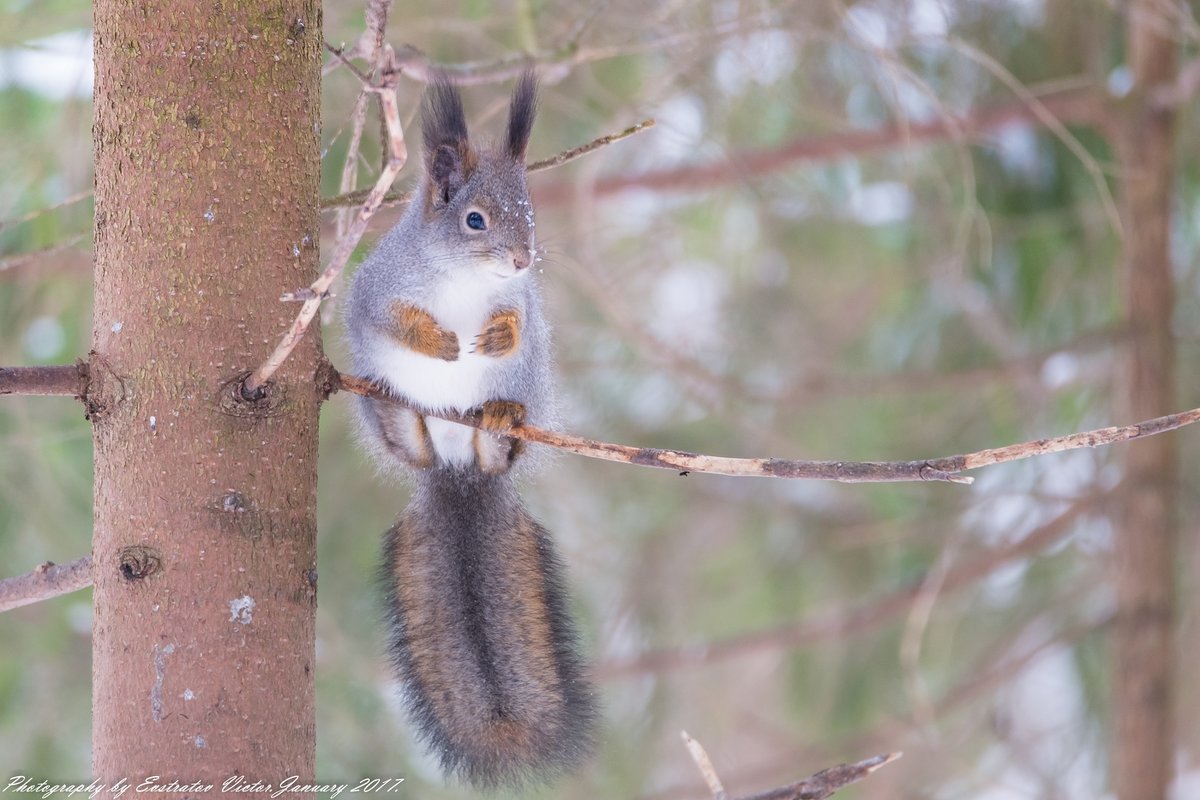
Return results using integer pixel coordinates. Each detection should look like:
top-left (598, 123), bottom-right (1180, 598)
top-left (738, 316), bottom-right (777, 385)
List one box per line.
top-left (1111, 2), bottom-right (1178, 799)
top-left (91, 0), bottom-right (322, 793)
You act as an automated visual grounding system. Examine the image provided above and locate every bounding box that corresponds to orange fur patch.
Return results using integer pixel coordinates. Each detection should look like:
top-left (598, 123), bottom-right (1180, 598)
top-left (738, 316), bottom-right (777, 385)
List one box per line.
top-left (390, 302), bottom-right (459, 361)
top-left (474, 309), bottom-right (521, 358)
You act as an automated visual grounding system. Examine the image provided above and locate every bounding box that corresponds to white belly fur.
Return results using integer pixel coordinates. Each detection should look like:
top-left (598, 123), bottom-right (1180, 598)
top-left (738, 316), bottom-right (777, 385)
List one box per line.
top-left (368, 269), bottom-right (508, 466)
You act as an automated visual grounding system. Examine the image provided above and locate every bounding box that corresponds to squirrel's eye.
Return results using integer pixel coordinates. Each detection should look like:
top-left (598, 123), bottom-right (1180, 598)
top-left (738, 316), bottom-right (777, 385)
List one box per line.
top-left (465, 211), bottom-right (487, 231)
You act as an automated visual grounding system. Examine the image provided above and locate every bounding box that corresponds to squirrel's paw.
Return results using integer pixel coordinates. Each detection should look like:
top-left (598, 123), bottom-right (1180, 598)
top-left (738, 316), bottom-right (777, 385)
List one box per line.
top-left (476, 400), bottom-right (526, 472)
top-left (479, 399), bottom-right (527, 434)
top-left (472, 309), bottom-right (521, 358)
top-left (390, 302), bottom-right (459, 361)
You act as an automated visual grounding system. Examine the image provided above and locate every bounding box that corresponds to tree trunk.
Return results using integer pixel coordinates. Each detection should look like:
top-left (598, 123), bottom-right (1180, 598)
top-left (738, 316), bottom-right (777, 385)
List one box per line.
top-left (91, 1), bottom-right (323, 793)
top-left (1111, 2), bottom-right (1178, 798)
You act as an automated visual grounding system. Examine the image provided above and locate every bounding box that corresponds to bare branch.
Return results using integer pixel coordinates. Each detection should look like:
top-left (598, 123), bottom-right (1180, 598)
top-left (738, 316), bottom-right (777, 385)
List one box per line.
top-left (738, 753), bottom-right (901, 800)
top-left (682, 731), bottom-right (900, 800)
top-left (333, 371), bottom-right (968, 484)
top-left (0, 557), bottom-right (94, 613)
top-left (324, 42), bottom-right (372, 85)
top-left (0, 189), bottom-right (92, 233)
top-left (321, 118), bottom-right (657, 211)
top-left (527, 119), bottom-right (656, 172)
top-left (280, 288), bottom-right (332, 302)
top-left (0, 234), bottom-right (89, 274)
top-left (320, 186), bottom-right (411, 213)
top-left (0, 363), bottom-right (88, 397)
top-left (336, 370), bottom-right (1200, 485)
top-left (948, 408), bottom-right (1200, 471)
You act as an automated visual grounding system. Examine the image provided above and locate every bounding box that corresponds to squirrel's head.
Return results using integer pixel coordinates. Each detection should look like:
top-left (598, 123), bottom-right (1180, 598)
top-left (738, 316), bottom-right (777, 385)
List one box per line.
top-left (419, 71), bottom-right (537, 279)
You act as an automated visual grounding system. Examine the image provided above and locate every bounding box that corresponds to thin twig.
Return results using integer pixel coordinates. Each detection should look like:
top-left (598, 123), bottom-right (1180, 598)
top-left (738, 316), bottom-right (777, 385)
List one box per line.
top-left (324, 42), bottom-right (372, 85)
top-left (0, 557), bottom-right (94, 613)
top-left (944, 39), bottom-right (1123, 240)
top-left (682, 732), bottom-right (729, 800)
top-left (0, 234), bottom-right (89, 273)
top-left (0, 189), bottom-right (92, 233)
top-left (682, 731), bottom-right (900, 800)
top-left (738, 753), bottom-right (901, 800)
top-left (321, 118), bottom-right (657, 211)
top-left (334, 370), bottom-right (1200, 485)
top-left (5, 362), bottom-right (1200, 488)
top-left (527, 119), bottom-right (656, 171)
top-left (320, 186), bottom-right (412, 213)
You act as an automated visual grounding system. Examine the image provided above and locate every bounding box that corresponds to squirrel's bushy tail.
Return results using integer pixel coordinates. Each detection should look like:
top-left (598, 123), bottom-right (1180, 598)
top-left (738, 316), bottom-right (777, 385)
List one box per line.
top-left (382, 469), bottom-right (596, 788)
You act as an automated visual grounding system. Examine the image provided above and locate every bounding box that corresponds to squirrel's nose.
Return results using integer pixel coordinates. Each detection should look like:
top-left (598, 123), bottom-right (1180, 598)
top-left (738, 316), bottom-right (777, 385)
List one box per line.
top-left (512, 250), bottom-right (532, 270)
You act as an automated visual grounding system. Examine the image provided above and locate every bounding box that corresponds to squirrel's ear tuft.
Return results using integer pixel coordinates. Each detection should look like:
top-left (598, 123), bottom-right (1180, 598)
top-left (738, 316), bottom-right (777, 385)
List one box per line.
top-left (506, 70), bottom-right (538, 161)
top-left (422, 74), bottom-right (474, 205)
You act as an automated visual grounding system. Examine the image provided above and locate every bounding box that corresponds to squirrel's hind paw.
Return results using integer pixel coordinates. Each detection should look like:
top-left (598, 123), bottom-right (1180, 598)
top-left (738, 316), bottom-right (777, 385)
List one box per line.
top-left (475, 400), bottom-right (527, 473)
top-left (479, 400), bottom-right (526, 433)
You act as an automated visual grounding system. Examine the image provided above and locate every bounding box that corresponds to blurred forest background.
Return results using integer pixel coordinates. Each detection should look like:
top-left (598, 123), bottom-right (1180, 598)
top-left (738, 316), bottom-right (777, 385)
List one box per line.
top-left (1, 0), bottom-right (1198, 798)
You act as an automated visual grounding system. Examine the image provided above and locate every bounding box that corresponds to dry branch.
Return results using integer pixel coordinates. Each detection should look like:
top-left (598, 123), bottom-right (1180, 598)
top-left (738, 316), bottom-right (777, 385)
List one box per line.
top-left (0, 189), bottom-right (92, 233)
top-left (739, 753), bottom-right (900, 800)
top-left (334, 370), bottom-right (1200, 485)
top-left (4, 362), bottom-right (1199, 488)
top-left (529, 119), bottom-right (658, 171)
top-left (682, 731), bottom-right (899, 800)
top-left (0, 235), bottom-right (89, 274)
top-left (0, 557), bottom-right (93, 613)
top-left (320, 118), bottom-right (657, 210)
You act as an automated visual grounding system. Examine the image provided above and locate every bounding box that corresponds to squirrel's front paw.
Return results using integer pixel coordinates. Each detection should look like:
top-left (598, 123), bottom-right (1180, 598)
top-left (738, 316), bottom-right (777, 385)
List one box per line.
top-left (390, 302), bottom-right (459, 361)
top-left (479, 400), bottom-right (526, 433)
top-left (472, 309), bottom-right (521, 358)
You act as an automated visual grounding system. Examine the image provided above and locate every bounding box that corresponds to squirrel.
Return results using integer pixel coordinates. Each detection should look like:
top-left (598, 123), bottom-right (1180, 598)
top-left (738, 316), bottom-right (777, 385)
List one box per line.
top-left (344, 72), bottom-right (597, 788)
